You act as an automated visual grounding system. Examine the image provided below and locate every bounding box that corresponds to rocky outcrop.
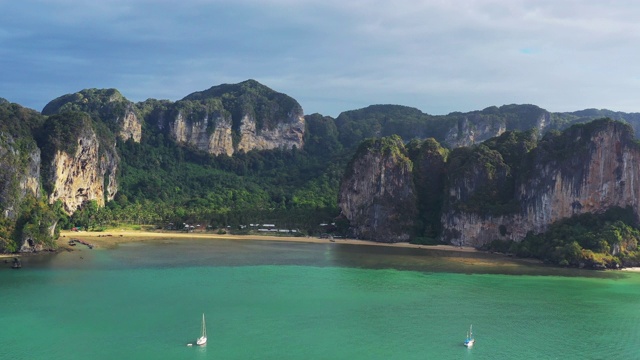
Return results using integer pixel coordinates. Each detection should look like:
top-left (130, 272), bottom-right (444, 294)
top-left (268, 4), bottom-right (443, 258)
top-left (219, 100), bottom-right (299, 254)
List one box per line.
top-left (167, 80), bottom-right (306, 155)
top-left (441, 120), bottom-right (640, 247)
top-left (236, 111), bottom-right (305, 153)
top-left (169, 110), bottom-right (234, 156)
top-left (408, 138), bottom-right (448, 239)
top-left (169, 109), bottom-right (305, 156)
top-left (0, 134), bottom-right (41, 218)
top-left (444, 115), bottom-right (507, 148)
top-left (443, 110), bottom-right (550, 148)
top-left (46, 120), bottom-right (118, 214)
top-left (338, 135), bottom-right (417, 242)
top-left (118, 106), bottom-right (142, 142)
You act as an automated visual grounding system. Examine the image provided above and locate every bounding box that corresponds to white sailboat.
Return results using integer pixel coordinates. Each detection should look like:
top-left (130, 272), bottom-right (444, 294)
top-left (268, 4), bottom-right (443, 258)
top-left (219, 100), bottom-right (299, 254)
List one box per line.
top-left (196, 313), bottom-right (207, 346)
top-left (463, 324), bottom-right (475, 348)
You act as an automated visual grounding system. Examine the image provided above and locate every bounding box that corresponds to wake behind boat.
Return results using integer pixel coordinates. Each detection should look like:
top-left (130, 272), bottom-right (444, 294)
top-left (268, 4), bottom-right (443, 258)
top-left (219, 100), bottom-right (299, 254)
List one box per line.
top-left (464, 325), bottom-right (475, 348)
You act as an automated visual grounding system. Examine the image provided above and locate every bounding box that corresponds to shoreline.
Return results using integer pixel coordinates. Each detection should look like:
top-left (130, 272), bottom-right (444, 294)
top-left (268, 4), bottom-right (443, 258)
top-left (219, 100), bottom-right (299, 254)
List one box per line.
top-left (57, 229), bottom-right (480, 253)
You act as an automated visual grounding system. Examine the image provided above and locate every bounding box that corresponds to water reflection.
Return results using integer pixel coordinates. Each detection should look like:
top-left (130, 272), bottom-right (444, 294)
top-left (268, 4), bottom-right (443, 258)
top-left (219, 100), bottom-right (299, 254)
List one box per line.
top-left (3, 238), bottom-right (629, 279)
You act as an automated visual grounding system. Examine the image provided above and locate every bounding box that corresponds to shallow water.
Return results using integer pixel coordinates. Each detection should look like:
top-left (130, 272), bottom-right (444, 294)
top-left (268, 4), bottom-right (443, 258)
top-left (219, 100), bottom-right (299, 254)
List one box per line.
top-left (1, 239), bottom-right (638, 359)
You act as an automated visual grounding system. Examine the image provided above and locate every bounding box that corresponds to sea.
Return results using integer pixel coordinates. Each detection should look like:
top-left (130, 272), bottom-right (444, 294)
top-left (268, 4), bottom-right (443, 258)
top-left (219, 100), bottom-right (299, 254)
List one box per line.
top-left (1, 238), bottom-right (639, 360)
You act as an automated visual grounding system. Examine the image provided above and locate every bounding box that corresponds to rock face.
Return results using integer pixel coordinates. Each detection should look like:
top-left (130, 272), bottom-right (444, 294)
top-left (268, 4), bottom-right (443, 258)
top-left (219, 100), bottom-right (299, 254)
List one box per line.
top-left (0, 134), bottom-right (41, 218)
top-left (334, 104), bottom-right (555, 152)
top-left (166, 80), bottom-right (306, 155)
top-left (443, 108), bottom-right (550, 148)
top-left (35, 81), bottom-right (306, 216)
top-left (444, 115), bottom-right (507, 148)
top-left (46, 118), bottom-right (118, 214)
top-left (338, 135), bottom-right (417, 242)
top-left (118, 106), bottom-right (142, 142)
top-left (236, 112), bottom-right (305, 153)
top-left (169, 110), bottom-right (235, 156)
top-left (166, 107), bottom-right (305, 156)
top-left (408, 138), bottom-right (448, 239)
top-left (441, 120), bottom-right (640, 247)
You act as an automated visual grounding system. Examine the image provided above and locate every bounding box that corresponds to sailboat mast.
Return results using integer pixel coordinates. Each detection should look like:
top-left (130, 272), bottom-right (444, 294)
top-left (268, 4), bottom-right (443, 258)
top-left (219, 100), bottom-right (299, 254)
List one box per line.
top-left (202, 313), bottom-right (207, 338)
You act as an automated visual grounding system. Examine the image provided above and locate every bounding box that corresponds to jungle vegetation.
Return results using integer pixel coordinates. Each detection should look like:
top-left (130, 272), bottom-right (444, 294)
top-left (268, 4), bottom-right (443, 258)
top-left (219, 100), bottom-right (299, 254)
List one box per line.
top-left (2, 81), bottom-right (640, 269)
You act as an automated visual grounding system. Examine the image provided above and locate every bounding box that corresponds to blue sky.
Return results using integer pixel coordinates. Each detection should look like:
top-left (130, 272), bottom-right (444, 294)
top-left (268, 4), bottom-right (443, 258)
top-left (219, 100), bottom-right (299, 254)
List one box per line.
top-left (1, 0), bottom-right (639, 117)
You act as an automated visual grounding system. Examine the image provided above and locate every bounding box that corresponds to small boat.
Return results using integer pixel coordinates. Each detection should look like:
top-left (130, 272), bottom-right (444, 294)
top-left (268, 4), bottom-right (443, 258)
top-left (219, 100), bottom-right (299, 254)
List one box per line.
top-left (196, 313), bottom-right (207, 346)
top-left (464, 325), bottom-right (475, 348)
top-left (11, 257), bottom-right (21, 269)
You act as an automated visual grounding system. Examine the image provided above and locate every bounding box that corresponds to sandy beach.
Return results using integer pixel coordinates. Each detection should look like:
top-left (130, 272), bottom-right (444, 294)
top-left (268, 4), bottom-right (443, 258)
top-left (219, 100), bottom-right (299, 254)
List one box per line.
top-left (57, 229), bottom-right (479, 253)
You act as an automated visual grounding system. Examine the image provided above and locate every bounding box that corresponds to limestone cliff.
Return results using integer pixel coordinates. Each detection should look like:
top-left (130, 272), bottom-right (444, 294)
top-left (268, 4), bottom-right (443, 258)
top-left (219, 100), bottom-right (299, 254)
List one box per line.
top-left (236, 111), bottom-right (305, 153)
top-left (407, 138), bottom-right (448, 239)
top-left (0, 134), bottom-right (41, 218)
top-left (0, 103), bottom-right (43, 219)
top-left (338, 135), bottom-right (417, 242)
top-left (443, 106), bottom-right (550, 148)
top-left (441, 120), bottom-right (640, 247)
top-left (165, 80), bottom-right (305, 155)
top-left (118, 105), bottom-right (142, 142)
top-left (41, 112), bottom-right (119, 214)
top-left (168, 107), bottom-right (234, 156)
top-left (444, 115), bottom-right (507, 148)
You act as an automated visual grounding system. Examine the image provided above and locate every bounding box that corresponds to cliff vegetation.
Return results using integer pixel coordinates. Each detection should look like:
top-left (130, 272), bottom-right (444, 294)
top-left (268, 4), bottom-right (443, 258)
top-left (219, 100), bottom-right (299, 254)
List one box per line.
top-left (2, 80), bottom-right (640, 270)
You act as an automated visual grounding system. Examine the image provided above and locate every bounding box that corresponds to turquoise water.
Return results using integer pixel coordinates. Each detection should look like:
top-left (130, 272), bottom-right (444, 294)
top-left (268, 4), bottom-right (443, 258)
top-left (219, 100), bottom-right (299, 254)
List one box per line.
top-left (1, 239), bottom-right (639, 359)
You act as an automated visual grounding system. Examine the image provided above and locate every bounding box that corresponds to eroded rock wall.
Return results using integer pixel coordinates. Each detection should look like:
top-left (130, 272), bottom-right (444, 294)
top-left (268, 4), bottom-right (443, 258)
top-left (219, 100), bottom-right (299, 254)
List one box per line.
top-left (0, 134), bottom-right (41, 218)
top-left (169, 111), bottom-right (235, 156)
top-left (236, 111), bottom-right (305, 153)
top-left (47, 127), bottom-right (118, 214)
top-left (118, 107), bottom-right (142, 142)
top-left (442, 121), bottom-right (640, 247)
top-left (338, 136), bottom-right (417, 242)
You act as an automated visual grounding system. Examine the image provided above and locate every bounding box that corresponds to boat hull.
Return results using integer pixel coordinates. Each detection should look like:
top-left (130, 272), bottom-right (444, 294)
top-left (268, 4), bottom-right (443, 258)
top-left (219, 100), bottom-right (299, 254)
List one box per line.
top-left (196, 336), bottom-right (207, 346)
top-left (464, 339), bottom-right (474, 348)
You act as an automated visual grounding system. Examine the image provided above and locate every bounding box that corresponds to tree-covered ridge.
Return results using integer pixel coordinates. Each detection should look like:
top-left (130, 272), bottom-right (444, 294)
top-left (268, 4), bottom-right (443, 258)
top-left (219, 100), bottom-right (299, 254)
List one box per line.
top-left (303, 113), bottom-right (343, 157)
top-left (445, 144), bottom-right (514, 214)
top-left (344, 134), bottom-right (411, 180)
top-left (335, 105), bottom-right (433, 149)
top-left (38, 112), bottom-right (93, 157)
top-left (0, 101), bottom-right (45, 139)
top-left (182, 79), bottom-right (302, 132)
top-left (332, 103), bottom-right (640, 152)
top-left (562, 109), bottom-right (640, 137)
top-left (41, 88), bottom-right (133, 135)
top-left (334, 104), bottom-right (541, 150)
top-left (442, 129), bottom-right (537, 215)
top-left (473, 104), bottom-right (548, 130)
top-left (533, 118), bottom-right (639, 164)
